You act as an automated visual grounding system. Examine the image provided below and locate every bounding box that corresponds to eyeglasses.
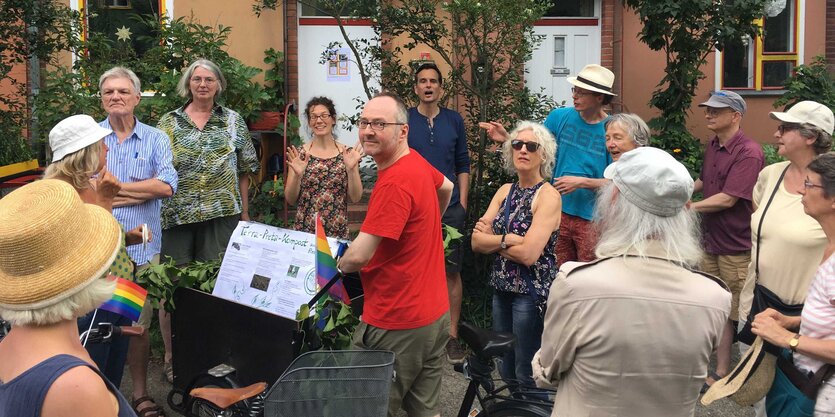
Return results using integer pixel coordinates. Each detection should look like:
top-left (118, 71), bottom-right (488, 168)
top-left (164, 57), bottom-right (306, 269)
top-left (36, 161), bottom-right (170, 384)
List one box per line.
top-left (357, 120), bottom-right (406, 131)
top-left (310, 113), bottom-right (332, 121)
top-left (704, 107), bottom-right (733, 117)
top-left (510, 140), bottom-right (540, 152)
top-left (190, 77), bottom-right (217, 85)
top-left (804, 179), bottom-right (825, 190)
top-left (778, 123), bottom-right (800, 135)
top-left (571, 87), bottom-right (595, 97)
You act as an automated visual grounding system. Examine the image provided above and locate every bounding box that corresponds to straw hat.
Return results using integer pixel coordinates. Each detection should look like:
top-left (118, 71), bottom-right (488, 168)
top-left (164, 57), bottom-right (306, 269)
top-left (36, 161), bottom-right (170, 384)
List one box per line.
top-left (701, 337), bottom-right (777, 406)
top-left (567, 64), bottom-right (617, 96)
top-left (0, 179), bottom-right (121, 310)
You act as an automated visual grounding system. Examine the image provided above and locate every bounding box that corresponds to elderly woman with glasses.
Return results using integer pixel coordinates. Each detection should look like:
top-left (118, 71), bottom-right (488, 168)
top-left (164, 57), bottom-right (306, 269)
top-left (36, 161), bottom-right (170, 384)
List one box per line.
top-left (737, 102), bottom-right (834, 379)
top-left (471, 121), bottom-right (562, 389)
top-left (285, 96), bottom-right (363, 239)
top-left (751, 151), bottom-right (835, 415)
top-left (605, 113), bottom-right (650, 161)
top-left (155, 58), bottom-right (259, 381)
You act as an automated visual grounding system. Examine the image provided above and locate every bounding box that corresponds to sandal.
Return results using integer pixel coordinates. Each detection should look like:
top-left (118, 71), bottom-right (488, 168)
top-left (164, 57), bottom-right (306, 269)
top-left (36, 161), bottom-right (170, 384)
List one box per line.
top-left (700, 371), bottom-right (723, 394)
top-left (162, 361), bottom-right (173, 384)
top-left (132, 396), bottom-right (166, 417)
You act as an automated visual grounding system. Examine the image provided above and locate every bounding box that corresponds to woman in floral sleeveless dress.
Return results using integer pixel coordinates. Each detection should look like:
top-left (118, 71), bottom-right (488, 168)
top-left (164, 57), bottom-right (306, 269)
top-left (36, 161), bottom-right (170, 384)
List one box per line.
top-left (472, 121), bottom-right (562, 389)
top-left (285, 97), bottom-right (364, 239)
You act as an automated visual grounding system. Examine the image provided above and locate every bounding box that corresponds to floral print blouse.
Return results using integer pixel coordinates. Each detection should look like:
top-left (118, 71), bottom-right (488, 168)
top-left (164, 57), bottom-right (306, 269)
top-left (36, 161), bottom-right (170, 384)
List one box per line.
top-left (293, 149), bottom-right (349, 239)
top-left (157, 104), bottom-right (259, 229)
top-left (489, 181), bottom-right (559, 307)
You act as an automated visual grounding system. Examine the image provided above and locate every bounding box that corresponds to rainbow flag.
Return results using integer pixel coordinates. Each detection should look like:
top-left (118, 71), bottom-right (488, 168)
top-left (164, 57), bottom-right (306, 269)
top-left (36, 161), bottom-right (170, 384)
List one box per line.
top-left (99, 276), bottom-right (147, 322)
top-left (316, 213), bottom-right (350, 305)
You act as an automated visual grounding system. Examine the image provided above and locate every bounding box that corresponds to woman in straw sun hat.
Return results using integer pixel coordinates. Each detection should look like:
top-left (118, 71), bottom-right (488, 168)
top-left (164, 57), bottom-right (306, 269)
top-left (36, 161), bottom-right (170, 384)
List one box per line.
top-left (0, 179), bottom-right (137, 417)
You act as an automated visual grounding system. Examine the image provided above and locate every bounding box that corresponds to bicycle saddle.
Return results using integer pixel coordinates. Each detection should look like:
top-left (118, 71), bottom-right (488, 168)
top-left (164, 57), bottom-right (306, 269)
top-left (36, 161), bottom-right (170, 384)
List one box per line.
top-left (459, 321), bottom-right (516, 359)
top-left (190, 382), bottom-right (267, 409)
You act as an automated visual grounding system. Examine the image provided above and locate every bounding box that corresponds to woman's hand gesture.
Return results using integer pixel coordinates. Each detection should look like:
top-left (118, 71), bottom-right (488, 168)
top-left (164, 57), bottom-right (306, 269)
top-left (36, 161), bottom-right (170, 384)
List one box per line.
top-left (478, 121), bottom-right (510, 143)
top-left (286, 145), bottom-right (309, 176)
top-left (343, 144), bottom-right (365, 171)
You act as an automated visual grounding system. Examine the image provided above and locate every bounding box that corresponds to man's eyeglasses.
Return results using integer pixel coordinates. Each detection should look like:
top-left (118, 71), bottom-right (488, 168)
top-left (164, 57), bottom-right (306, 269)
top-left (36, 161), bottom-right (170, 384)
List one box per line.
top-left (571, 87), bottom-right (595, 97)
top-left (310, 113), bottom-right (332, 121)
top-left (510, 140), bottom-right (540, 152)
top-left (704, 107), bottom-right (733, 117)
top-left (778, 123), bottom-right (800, 135)
top-left (804, 179), bottom-right (825, 190)
top-left (357, 120), bottom-right (406, 131)
top-left (190, 77), bottom-right (217, 85)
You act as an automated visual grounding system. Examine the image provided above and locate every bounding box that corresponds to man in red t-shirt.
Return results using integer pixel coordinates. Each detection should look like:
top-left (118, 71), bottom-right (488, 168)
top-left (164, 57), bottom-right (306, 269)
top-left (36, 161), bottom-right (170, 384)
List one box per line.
top-left (338, 92), bottom-right (453, 417)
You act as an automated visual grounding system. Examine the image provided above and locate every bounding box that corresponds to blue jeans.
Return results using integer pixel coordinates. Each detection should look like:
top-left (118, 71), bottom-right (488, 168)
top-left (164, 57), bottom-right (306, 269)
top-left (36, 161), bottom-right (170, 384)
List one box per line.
top-left (77, 309), bottom-right (131, 388)
top-left (492, 290), bottom-right (543, 387)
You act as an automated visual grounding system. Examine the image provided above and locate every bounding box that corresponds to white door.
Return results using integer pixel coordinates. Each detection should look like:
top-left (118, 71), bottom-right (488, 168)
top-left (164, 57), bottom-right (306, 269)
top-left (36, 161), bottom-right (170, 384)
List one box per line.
top-left (525, 0), bottom-right (601, 107)
top-left (527, 27), bottom-right (600, 106)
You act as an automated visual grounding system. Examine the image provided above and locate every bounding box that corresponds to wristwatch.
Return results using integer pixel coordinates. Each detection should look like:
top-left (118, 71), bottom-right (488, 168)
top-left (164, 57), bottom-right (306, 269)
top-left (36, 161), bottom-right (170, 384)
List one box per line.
top-left (500, 234), bottom-right (507, 249)
top-left (789, 333), bottom-right (801, 352)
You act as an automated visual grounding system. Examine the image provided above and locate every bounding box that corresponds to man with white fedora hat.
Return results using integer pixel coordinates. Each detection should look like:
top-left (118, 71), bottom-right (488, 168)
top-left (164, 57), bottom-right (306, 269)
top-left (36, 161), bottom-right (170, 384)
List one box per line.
top-left (480, 64), bottom-right (617, 267)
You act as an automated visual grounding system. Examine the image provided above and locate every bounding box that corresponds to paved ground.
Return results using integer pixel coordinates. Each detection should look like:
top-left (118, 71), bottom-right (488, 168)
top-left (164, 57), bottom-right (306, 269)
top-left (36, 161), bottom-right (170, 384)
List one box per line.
top-left (123, 354), bottom-right (754, 416)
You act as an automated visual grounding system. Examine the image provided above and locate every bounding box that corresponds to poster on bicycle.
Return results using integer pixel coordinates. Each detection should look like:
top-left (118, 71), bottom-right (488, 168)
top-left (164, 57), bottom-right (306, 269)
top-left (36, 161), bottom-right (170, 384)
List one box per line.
top-left (211, 221), bottom-right (344, 319)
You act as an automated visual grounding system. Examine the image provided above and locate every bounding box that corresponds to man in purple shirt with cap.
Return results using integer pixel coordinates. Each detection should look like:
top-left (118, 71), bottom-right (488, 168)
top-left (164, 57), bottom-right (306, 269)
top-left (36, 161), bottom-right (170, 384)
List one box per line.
top-left (691, 90), bottom-right (764, 392)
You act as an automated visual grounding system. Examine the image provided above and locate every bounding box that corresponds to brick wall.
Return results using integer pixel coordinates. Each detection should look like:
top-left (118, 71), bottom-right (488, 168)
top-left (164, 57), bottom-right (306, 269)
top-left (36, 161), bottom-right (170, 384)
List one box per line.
top-left (601, 0), bottom-right (615, 70)
top-left (828, 0), bottom-right (835, 70)
top-left (286, 1), bottom-right (299, 106)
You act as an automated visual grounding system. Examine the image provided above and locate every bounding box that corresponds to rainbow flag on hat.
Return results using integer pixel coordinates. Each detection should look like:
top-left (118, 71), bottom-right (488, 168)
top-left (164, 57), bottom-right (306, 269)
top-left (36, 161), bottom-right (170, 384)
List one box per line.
top-left (316, 213), bottom-right (350, 305)
top-left (100, 276), bottom-right (147, 322)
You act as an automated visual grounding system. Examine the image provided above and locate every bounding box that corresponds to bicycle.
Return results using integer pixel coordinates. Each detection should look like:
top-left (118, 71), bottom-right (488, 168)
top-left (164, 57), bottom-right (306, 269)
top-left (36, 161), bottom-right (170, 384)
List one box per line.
top-left (454, 321), bottom-right (554, 417)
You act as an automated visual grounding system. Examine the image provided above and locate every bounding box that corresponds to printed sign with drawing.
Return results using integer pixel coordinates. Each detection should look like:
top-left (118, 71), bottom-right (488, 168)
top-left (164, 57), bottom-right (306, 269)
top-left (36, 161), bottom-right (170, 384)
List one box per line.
top-left (212, 221), bottom-right (344, 319)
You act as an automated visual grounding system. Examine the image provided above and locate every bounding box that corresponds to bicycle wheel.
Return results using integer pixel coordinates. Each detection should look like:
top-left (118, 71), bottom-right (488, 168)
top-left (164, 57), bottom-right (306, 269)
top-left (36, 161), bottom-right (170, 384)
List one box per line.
top-left (186, 374), bottom-right (251, 417)
top-left (479, 401), bottom-right (552, 417)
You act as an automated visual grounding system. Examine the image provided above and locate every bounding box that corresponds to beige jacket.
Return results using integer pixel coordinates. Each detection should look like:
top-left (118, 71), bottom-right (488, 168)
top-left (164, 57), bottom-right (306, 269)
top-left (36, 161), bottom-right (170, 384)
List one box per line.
top-left (533, 246), bottom-right (730, 417)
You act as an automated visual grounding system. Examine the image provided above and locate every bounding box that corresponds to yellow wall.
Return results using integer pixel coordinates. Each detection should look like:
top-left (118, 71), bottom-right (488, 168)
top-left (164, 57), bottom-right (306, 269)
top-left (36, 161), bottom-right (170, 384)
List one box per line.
top-left (619, 1), bottom-right (828, 148)
top-left (174, 0), bottom-right (284, 84)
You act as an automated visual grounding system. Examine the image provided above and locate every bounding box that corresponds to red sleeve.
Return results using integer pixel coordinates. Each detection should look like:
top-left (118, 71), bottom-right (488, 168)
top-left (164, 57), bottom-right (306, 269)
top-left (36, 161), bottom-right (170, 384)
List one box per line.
top-left (361, 183), bottom-right (411, 240)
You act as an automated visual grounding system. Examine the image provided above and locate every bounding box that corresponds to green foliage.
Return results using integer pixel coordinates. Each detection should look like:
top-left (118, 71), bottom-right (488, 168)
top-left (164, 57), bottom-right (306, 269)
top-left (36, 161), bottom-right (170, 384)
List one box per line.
top-left (0, 0), bottom-right (79, 165)
top-left (263, 48), bottom-right (286, 111)
top-left (249, 178), bottom-right (291, 228)
top-left (774, 56), bottom-right (835, 112)
top-left (134, 256), bottom-right (221, 310)
top-left (296, 296), bottom-right (360, 352)
top-left (621, 0), bottom-right (767, 174)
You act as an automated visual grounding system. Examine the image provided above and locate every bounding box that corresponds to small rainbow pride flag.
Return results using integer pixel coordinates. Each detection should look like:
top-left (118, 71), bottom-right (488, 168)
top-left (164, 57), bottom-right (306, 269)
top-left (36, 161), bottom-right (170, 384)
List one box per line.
top-left (100, 276), bottom-right (148, 322)
top-left (316, 213), bottom-right (350, 305)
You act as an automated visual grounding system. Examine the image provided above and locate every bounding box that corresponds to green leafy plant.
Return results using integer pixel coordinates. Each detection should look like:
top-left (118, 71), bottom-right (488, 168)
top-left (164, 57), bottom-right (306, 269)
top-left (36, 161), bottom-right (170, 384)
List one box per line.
top-left (263, 48), bottom-right (286, 111)
top-left (296, 296), bottom-right (360, 352)
top-left (249, 178), bottom-right (290, 227)
top-left (774, 56), bottom-right (835, 112)
top-left (134, 256), bottom-right (221, 310)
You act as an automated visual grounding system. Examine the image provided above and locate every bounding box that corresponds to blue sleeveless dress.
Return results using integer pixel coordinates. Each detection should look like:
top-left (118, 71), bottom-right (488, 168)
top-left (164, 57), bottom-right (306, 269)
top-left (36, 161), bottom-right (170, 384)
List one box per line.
top-left (0, 354), bottom-right (136, 417)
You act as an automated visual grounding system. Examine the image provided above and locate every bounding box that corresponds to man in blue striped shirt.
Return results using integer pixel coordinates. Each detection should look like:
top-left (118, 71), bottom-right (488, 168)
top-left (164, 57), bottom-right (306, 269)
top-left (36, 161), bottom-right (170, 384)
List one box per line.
top-left (98, 66), bottom-right (178, 416)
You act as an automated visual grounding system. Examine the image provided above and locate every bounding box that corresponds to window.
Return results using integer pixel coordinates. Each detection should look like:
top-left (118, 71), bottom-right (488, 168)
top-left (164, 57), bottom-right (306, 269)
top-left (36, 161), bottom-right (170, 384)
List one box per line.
top-left (542, 0), bottom-right (595, 17)
top-left (721, 0), bottom-right (799, 90)
top-left (83, 0), bottom-right (163, 58)
top-left (101, 0), bottom-right (130, 9)
top-left (300, 0), bottom-right (375, 18)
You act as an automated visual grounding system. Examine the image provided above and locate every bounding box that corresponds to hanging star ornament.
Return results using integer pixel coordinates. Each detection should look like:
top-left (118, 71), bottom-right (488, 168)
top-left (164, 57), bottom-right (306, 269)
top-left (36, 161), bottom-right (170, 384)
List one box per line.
top-left (115, 26), bottom-right (132, 42)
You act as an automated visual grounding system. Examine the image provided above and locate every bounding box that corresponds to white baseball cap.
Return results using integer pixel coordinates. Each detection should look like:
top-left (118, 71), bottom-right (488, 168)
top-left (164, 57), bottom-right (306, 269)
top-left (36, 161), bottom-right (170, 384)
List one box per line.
top-left (49, 115), bottom-right (112, 163)
top-left (770, 101), bottom-right (834, 135)
top-left (603, 147), bottom-right (694, 217)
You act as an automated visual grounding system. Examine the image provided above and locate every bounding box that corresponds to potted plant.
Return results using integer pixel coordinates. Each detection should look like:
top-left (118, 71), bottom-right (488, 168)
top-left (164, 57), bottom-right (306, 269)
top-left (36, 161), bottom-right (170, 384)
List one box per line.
top-left (248, 48), bottom-right (286, 131)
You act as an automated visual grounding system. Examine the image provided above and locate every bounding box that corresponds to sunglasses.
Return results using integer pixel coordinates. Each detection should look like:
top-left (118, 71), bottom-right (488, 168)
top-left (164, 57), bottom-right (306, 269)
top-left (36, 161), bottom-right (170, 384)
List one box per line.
top-left (510, 140), bottom-right (540, 152)
top-left (778, 123), bottom-right (800, 135)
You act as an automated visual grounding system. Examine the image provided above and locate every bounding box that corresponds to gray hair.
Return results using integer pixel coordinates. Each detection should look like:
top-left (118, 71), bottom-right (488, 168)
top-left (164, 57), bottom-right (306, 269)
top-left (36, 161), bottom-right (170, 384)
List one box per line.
top-left (177, 58), bottom-right (227, 99)
top-left (605, 113), bottom-right (651, 147)
top-left (0, 277), bottom-right (115, 326)
top-left (808, 152), bottom-right (835, 198)
top-left (593, 181), bottom-right (703, 266)
top-left (797, 123), bottom-right (834, 155)
top-left (373, 91), bottom-right (408, 123)
top-left (98, 66), bottom-right (141, 94)
top-left (502, 121), bottom-right (557, 179)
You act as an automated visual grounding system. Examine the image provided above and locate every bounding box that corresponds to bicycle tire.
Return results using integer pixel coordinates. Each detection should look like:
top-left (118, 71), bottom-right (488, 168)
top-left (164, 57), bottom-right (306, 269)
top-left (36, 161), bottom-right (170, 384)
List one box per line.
top-left (478, 401), bottom-right (552, 417)
top-left (186, 374), bottom-right (252, 417)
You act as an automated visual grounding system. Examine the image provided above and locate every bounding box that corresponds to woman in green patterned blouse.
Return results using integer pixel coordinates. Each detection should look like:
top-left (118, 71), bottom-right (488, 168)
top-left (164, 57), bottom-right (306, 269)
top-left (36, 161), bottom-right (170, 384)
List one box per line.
top-left (156, 58), bottom-right (260, 266)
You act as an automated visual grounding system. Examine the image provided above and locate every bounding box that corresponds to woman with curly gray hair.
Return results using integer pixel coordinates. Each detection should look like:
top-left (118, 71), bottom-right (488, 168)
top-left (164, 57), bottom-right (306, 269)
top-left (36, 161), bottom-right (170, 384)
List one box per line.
top-left (472, 121), bottom-right (562, 389)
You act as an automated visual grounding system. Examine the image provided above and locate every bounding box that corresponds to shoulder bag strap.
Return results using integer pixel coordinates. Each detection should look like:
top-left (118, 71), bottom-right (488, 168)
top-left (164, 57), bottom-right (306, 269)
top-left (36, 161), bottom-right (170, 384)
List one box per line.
top-left (503, 183), bottom-right (517, 230)
top-left (754, 165), bottom-right (790, 284)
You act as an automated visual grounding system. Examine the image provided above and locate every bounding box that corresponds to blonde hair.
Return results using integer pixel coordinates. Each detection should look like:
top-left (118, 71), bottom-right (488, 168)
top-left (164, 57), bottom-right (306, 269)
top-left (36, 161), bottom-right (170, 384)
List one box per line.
top-left (0, 277), bottom-right (115, 326)
top-left (43, 141), bottom-right (102, 189)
